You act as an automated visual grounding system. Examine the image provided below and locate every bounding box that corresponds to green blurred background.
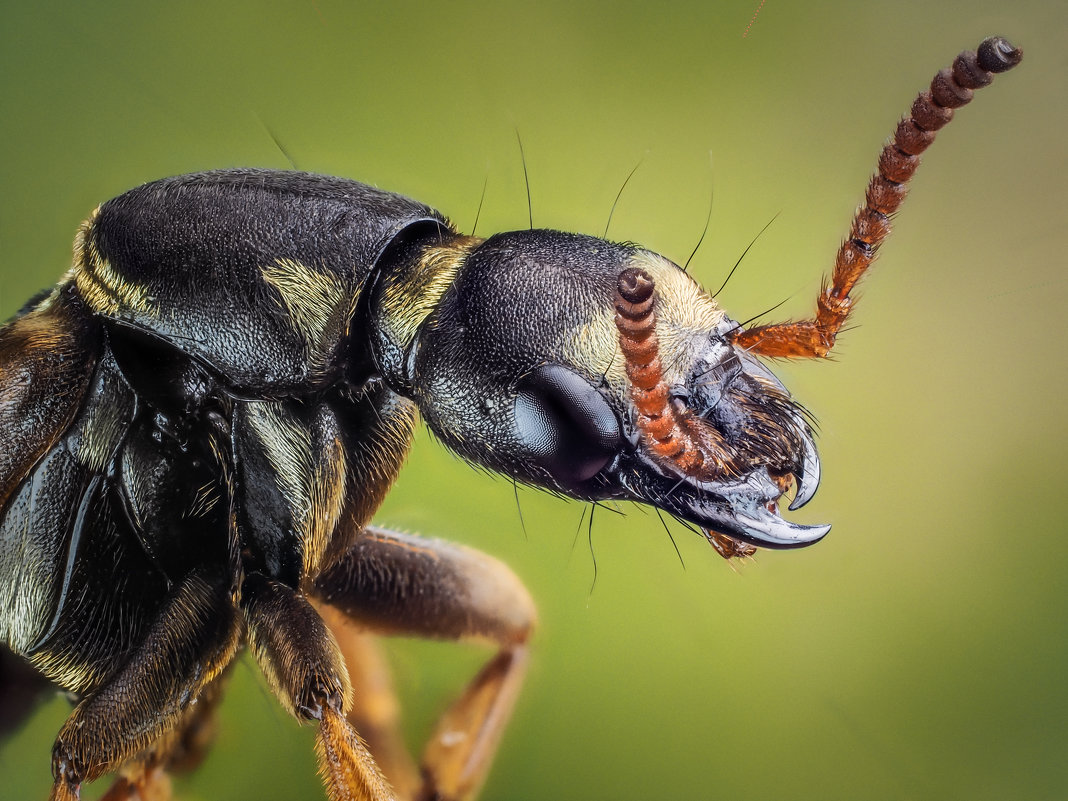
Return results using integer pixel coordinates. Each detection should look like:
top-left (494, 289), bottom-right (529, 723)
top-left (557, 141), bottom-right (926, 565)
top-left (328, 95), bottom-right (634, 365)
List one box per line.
top-left (1, 1), bottom-right (1065, 799)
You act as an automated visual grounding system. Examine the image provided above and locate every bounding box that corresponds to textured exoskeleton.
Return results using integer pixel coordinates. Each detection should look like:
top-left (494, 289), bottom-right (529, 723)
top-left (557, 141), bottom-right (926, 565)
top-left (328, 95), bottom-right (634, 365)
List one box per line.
top-left (0, 34), bottom-right (1021, 801)
top-left (0, 168), bottom-right (823, 801)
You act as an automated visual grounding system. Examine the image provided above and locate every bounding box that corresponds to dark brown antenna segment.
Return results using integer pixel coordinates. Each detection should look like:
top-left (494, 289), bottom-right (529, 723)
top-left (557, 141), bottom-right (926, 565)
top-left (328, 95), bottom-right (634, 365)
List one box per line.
top-left (730, 36), bottom-right (1022, 358)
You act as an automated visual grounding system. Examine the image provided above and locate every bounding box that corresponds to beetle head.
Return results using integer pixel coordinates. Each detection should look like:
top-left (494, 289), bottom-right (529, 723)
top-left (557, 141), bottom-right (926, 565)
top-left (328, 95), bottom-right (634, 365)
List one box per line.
top-left (372, 229), bottom-right (827, 551)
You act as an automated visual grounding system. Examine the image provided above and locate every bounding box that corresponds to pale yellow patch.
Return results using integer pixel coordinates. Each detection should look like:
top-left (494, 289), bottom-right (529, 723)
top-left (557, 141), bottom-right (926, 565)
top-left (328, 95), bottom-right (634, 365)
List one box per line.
top-left (243, 402), bottom-right (347, 578)
top-left (70, 367), bottom-right (134, 473)
top-left (261, 258), bottom-right (350, 369)
top-left (379, 236), bottom-right (483, 352)
top-left (71, 208), bottom-right (155, 318)
top-left (560, 250), bottom-right (725, 391)
top-left (636, 251), bottom-right (726, 383)
top-left (29, 649), bottom-right (103, 695)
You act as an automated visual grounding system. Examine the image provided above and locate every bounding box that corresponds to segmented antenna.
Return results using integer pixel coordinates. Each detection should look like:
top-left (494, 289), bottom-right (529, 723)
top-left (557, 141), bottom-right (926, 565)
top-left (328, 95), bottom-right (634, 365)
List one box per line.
top-left (730, 36), bottom-right (1023, 358)
top-left (615, 268), bottom-right (731, 479)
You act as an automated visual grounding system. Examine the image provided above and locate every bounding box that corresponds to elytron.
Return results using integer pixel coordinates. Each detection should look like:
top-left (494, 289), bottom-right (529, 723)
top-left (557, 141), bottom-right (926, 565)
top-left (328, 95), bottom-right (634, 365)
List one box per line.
top-left (0, 37), bottom-right (1020, 801)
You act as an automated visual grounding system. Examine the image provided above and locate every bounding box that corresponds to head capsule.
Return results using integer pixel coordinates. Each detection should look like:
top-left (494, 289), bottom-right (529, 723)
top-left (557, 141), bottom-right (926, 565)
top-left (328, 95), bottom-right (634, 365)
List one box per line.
top-left (370, 229), bottom-right (827, 551)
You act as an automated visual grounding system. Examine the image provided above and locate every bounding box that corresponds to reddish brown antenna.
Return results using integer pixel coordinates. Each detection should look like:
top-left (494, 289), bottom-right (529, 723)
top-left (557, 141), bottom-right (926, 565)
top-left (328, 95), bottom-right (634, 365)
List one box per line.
top-left (730, 36), bottom-right (1022, 358)
top-left (615, 268), bottom-right (732, 480)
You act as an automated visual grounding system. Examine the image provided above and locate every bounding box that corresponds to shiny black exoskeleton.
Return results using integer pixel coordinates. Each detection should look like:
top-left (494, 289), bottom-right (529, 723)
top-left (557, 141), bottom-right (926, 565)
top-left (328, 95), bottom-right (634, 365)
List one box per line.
top-left (0, 169), bottom-right (821, 800)
top-left (0, 36), bottom-right (1021, 800)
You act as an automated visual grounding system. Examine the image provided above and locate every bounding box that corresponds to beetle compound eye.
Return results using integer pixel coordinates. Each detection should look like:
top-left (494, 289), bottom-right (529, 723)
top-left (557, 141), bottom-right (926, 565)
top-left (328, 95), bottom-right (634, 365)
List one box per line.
top-left (514, 364), bottom-right (622, 490)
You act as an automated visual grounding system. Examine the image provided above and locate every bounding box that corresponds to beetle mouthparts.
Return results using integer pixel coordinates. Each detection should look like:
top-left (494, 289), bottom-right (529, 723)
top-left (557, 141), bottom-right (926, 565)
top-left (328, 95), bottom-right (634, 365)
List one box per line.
top-left (614, 267), bottom-right (829, 551)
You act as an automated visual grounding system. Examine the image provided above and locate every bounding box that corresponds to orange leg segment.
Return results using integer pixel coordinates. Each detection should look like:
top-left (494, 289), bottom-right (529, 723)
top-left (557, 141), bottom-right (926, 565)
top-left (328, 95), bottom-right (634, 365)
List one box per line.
top-left (313, 527), bottom-right (536, 801)
top-left (316, 610), bottom-right (422, 801)
top-left (241, 574), bottom-right (397, 801)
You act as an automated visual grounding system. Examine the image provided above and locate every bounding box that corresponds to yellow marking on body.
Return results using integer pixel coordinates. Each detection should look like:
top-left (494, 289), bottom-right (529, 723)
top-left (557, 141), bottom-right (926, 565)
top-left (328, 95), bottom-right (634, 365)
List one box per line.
top-left (244, 402), bottom-right (348, 578)
top-left (74, 404), bottom-right (128, 473)
top-left (71, 208), bottom-right (156, 317)
top-left (379, 236), bottom-right (482, 352)
top-left (323, 395), bottom-right (418, 565)
top-left (261, 258), bottom-right (349, 371)
top-left (306, 440), bottom-right (348, 577)
top-left (30, 649), bottom-right (106, 695)
top-left (562, 250), bottom-right (726, 391)
top-left (0, 468), bottom-right (62, 653)
top-left (68, 363), bottom-right (134, 473)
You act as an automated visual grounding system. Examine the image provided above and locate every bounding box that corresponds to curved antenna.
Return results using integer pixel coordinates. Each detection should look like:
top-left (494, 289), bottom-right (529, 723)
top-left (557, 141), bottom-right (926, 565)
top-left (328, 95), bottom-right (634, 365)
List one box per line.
top-left (615, 267), bottom-right (732, 480)
top-left (731, 36), bottom-right (1022, 358)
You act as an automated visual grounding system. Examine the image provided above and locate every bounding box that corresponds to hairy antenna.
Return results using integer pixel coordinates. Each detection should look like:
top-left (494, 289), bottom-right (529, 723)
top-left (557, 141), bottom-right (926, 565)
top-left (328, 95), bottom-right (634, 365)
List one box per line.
top-left (731, 36), bottom-right (1022, 358)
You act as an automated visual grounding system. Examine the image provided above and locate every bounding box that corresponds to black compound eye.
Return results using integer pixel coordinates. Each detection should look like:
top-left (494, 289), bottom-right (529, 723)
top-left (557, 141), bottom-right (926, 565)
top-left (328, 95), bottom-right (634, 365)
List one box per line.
top-left (513, 364), bottom-right (623, 490)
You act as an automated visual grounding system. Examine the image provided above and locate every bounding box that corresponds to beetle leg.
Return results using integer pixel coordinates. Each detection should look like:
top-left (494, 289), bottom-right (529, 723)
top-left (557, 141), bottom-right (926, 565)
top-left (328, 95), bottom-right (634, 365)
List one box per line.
top-left (96, 769), bottom-right (169, 801)
top-left (95, 666), bottom-right (232, 801)
top-left (155, 667), bottom-right (232, 776)
top-left (312, 614), bottom-right (422, 801)
top-left (313, 527), bottom-right (536, 801)
top-left (241, 572), bottom-right (398, 801)
top-left (47, 570), bottom-right (241, 801)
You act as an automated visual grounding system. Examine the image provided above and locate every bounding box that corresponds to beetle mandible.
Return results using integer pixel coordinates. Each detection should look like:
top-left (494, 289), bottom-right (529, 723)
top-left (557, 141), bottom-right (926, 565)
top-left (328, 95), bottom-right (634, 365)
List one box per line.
top-left (0, 36), bottom-right (1021, 801)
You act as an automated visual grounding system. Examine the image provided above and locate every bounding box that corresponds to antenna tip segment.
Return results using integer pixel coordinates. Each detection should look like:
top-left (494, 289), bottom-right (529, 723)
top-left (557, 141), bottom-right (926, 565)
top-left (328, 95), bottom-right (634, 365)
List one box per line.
top-left (617, 268), bottom-right (655, 306)
top-left (977, 36), bottom-right (1023, 74)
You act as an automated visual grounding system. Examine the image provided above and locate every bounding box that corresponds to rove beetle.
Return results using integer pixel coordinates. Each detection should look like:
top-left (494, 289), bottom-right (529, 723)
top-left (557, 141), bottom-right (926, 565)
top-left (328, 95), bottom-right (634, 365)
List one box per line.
top-left (0, 37), bottom-right (1020, 801)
